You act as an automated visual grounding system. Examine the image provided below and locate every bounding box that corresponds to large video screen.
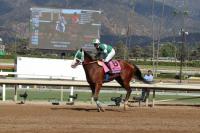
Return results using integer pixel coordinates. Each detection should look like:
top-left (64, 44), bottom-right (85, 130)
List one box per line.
top-left (30, 7), bottom-right (101, 50)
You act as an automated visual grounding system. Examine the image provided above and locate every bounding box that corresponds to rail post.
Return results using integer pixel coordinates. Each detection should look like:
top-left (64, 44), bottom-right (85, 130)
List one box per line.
top-left (69, 86), bottom-right (74, 102)
top-left (152, 89), bottom-right (156, 107)
top-left (145, 98), bottom-right (149, 107)
top-left (60, 86), bottom-right (63, 102)
top-left (2, 84), bottom-right (5, 101)
top-left (14, 85), bottom-right (17, 101)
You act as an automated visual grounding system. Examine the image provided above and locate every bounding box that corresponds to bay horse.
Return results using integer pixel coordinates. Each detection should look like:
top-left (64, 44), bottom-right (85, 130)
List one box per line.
top-left (71, 49), bottom-right (148, 112)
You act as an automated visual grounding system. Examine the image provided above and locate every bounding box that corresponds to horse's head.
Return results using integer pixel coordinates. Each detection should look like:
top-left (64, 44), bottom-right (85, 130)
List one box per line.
top-left (71, 49), bottom-right (84, 68)
top-left (71, 48), bottom-right (94, 68)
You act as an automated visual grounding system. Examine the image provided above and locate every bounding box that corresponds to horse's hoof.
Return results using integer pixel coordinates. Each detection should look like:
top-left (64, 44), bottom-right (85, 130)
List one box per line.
top-left (124, 104), bottom-right (128, 111)
top-left (97, 107), bottom-right (105, 112)
top-left (100, 108), bottom-right (105, 112)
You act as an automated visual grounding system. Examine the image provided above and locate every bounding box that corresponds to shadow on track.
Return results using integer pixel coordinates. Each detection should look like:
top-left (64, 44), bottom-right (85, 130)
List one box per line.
top-left (51, 106), bottom-right (124, 112)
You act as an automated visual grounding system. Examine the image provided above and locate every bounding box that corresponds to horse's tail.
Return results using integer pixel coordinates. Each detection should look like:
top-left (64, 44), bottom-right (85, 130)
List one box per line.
top-left (134, 65), bottom-right (150, 84)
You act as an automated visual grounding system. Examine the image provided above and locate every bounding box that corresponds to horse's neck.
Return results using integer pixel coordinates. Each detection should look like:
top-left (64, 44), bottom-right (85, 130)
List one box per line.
top-left (84, 52), bottom-right (94, 63)
top-left (82, 52), bottom-right (99, 71)
top-left (84, 58), bottom-right (93, 63)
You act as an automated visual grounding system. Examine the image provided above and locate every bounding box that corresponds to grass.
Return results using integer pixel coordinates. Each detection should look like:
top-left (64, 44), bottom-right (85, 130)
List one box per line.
top-left (148, 95), bottom-right (200, 104)
top-left (138, 65), bottom-right (200, 71)
top-left (0, 59), bottom-right (15, 63)
top-left (2, 89), bottom-right (200, 104)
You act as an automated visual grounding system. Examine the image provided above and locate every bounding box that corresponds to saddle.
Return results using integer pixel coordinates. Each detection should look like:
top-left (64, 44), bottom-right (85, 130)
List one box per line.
top-left (97, 60), bottom-right (121, 74)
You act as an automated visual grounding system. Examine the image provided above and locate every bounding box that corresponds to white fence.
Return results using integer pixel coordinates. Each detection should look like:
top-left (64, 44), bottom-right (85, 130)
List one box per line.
top-left (16, 57), bottom-right (86, 80)
top-left (0, 78), bottom-right (200, 106)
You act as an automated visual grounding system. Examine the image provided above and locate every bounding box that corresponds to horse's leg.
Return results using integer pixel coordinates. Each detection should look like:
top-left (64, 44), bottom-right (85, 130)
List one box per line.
top-left (89, 83), bottom-right (95, 104)
top-left (115, 78), bottom-right (132, 110)
top-left (122, 83), bottom-right (132, 110)
top-left (94, 83), bottom-right (104, 112)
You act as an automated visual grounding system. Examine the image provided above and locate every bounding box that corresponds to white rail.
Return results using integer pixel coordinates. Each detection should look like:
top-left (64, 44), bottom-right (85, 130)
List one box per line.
top-left (0, 78), bottom-right (200, 106)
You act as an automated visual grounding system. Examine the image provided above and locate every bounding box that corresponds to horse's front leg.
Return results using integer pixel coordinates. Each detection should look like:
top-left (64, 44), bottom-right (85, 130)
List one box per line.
top-left (89, 84), bottom-right (95, 104)
top-left (94, 83), bottom-right (104, 112)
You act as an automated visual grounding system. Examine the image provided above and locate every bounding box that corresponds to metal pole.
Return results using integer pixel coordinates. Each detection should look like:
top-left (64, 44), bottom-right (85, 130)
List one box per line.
top-left (151, 0), bottom-right (155, 75)
top-left (155, 0), bottom-right (165, 77)
top-left (178, 0), bottom-right (188, 83)
top-left (180, 29), bottom-right (185, 83)
top-left (2, 84), bottom-right (6, 101)
top-left (173, 29), bottom-right (177, 71)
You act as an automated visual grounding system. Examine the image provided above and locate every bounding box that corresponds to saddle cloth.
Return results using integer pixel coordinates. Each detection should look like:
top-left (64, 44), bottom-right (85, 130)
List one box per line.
top-left (98, 60), bottom-right (121, 74)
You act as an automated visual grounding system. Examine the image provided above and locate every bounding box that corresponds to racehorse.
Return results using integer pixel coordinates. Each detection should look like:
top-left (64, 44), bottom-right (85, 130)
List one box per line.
top-left (71, 49), bottom-right (148, 112)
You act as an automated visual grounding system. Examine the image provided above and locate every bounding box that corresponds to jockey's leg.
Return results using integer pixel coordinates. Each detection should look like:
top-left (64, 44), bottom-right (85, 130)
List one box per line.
top-left (104, 72), bottom-right (110, 82)
top-left (104, 49), bottom-right (115, 62)
top-left (141, 88), bottom-right (146, 100)
top-left (104, 50), bottom-right (115, 81)
top-left (140, 88), bottom-right (150, 102)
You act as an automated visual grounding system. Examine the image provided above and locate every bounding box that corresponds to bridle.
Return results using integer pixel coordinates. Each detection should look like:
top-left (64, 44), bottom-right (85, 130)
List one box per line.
top-left (82, 61), bottom-right (98, 66)
top-left (71, 50), bottom-right (98, 68)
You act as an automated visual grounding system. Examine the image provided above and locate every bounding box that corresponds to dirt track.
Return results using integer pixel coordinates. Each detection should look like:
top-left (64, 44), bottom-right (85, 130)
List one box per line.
top-left (0, 103), bottom-right (199, 133)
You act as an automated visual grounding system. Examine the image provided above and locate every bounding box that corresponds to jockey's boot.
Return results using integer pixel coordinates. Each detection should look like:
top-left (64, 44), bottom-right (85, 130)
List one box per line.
top-left (103, 61), bottom-right (111, 82)
top-left (105, 62), bottom-right (111, 73)
top-left (104, 72), bottom-right (110, 82)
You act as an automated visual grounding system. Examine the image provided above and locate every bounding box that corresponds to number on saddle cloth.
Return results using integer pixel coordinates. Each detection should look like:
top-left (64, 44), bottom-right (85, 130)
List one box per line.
top-left (107, 60), bottom-right (121, 74)
top-left (97, 60), bottom-right (121, 74)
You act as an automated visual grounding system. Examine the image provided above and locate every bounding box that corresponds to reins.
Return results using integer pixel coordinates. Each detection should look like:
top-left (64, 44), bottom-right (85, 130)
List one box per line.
top-left (82, 60), bottom-right (98, 66)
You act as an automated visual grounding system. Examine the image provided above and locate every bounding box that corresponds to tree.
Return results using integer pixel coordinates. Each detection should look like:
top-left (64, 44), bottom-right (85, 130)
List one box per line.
top-left (114, 41), bottom-right (128, 59)
top-left (142, 45), bottom-right (152, 60)
top-left (160, 43), bottom-right (176, 57)
top-left (130, 45), bottom-right (143, 58)
top-left (16, 38), bottom-right (29, 55)
top-left (190, 44), bottom-right (200, 60)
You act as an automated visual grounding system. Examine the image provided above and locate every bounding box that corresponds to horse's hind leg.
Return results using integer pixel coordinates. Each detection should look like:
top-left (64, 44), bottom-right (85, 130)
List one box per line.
top-left (123, 84), bottom-right (132, 110)
top-left (115, 78), bottom-right (132, 110)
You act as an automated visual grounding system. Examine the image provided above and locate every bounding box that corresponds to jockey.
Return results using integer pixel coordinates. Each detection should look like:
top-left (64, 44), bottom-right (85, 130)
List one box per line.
top-left (92, 39), bottom-right (116, 81)
top-left (92, 39), bottom-right (115, 63)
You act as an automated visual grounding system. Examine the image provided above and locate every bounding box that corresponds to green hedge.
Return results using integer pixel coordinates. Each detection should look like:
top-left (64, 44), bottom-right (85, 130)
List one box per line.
top-left (129, 60), bottom-right (200, 67)
top-left (157, 73), bottom-right (188, 79)
top-left (0, 54), bottom-right (15, 59)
